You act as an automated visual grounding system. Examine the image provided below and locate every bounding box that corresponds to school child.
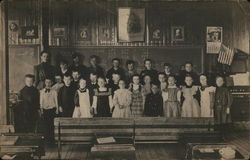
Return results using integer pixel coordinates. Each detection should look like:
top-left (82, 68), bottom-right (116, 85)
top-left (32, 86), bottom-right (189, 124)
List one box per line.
top-left (142, 74), bottom-right (152, 96)
top-left (140, 59), bottom-right (158, 84)
top-left (162, 75), bottom-right (181, 117)
top-left (73, 78), bottom-right (92, 118)
top-left (58, 74), bottom-right (76, 117)
top-left (199, 74), bottom-right (216, 117)
top-left (125, 60), bottom-right (137, 84)
top-left (18, 74), bottom-right (40, 133)
top-left (214, 76), bottom-right (233, 129)
top-left (144, 84), bottom-right (163, 117)
top-left (158, 72), bottom-right (167, 91)
top-left (181, 75), bottom-right (201, 117)
top-left (178, 61), bottom-right (199, 86)
top-left (51, 74), bottom-right (64, 93)
top-left (87, 72), bottom-right (99, 106)
top-left (92, 77), bottom-right (113, 117)
top-left (88, 55), bottom-right (105, 78)
top-left (106, 58), bottom-right (126, 81)
top-left (129, 74), bottom-right (144, 117)
top-left (164, 63), bottom-right (173, 79)
top-left (40, 78), bottom-right (58, 143)
top-left (69, 53), bottom-right (89, 79)
top-left (57, 59), bottom-right (72, 78)
top-left (112, 80), bottom-right (132, 118)
top-left (72, 70), bottom-right (80, 90)
top-left (108, 73), bottom-right (121, 96)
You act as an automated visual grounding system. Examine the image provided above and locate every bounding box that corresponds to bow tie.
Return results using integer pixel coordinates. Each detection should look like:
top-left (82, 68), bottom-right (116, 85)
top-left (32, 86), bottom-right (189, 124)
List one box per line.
top-left (45, 88), bottom-right (50, 93)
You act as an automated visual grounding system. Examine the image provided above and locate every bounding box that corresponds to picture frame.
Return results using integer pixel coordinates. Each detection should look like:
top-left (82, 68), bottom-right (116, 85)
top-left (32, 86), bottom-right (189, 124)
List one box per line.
top-left (77, 26), bottom-right (91, 41)
top-left (53, 27), bottom-right (66, 38)
top-left (206, 26), bottom-right (223, 54)
top-left (20, 26), bottom-right (38, 39)
top-left (118, 8), bottom-right (145, 42)
top-left (171, 26), bottom-right (184, 41)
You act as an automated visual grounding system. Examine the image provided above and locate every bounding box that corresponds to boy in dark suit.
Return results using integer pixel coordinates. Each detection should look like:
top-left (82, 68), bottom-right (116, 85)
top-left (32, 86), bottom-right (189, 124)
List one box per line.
top-left (144, 84), bottom-right (163, 117)
top-left (34, 51), bottom-right (55, 90)
top-left (58, 74), bottom-right (76, 117)
top-left (106, 58), bottom-right (126, 82)
top-left (18, 74), bottom-right (40, 133)
top-left (140, 59), bottom-right (158, 84)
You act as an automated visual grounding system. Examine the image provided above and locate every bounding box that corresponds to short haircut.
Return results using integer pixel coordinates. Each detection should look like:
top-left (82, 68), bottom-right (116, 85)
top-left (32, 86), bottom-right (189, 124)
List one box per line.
top-left (55, 73), bottom-right (62, 78)
top-left (144, 59), bottom-right (152, 64)
top-left (72, 52), bottom-right (79, 59)
top-left (72, 69), bottom-right (79, 73)
top-left (215, 75), bottom-right (225, 81)
top-left (64, 73), bottom-right (72, 79)
top-left (90, 72), bottom-right (97, 76)
top-left (25, 74), bottom-right (35, 80)
top-left (132, 74), bottom-right (140, 79)
top-left (112, 58), bottom-right (120, 62)
top-left (167, 74), bottom-right (176, 80)
top-left (185, 61), bottom-right (193, 66)
top-left (164, 63), bottom-right (172, 67)
top-left (90, 55), bottom-right (98, 60)
top-left (45, 77), bottom-right (52, 81)
top-left (126, 60), bottom-right (135, 65)
top-left (60, 59), bottom-right (68, 65)
top-left (79, 77), bottom-right (86, 81)
top-left (40, 50), bottom-right (49, 57)
top-left (185, 74), bottom-right (193, 79)
top-left (158, 72), bottom-right (166, 76)
top-left (112, 73), bottom-right (121, 77)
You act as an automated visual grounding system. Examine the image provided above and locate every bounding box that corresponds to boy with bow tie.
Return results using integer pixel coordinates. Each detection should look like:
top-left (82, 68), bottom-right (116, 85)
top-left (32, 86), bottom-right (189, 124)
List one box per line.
top-left (40, 78), bottom-right (58, 144)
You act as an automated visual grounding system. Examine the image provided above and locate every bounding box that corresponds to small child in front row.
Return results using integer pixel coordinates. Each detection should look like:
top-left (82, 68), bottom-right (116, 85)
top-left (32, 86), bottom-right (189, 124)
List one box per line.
top-left (214, 76), bottom-right (233, 131)
top-left (112, 80), bottom-right (132, 118)
top-left (92, 77), bottom-right (113, 117)
top-left (144, 84), bottom-right (163, 117)
top-left (51, 74), bottom-right (64, 93)
top-left (73, 77), bottom-right (92, 118)
top-left (40, 78), bottom-right (58, 143)
top-left (162, 75), bottom-right (181, 117)
top-left (181, 75), bottom-right (201, 117)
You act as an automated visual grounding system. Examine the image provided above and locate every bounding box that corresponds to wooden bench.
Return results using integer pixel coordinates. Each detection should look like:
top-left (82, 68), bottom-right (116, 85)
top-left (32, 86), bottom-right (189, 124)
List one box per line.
top-left (134, 117), bottom-right (216, 144)
top-left (54, 118), bottom-right (135, 159)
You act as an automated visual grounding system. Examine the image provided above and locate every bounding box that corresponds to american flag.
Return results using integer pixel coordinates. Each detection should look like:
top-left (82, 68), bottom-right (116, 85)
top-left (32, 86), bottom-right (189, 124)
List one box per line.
top-left (217, 44), bottom-right (235, 65)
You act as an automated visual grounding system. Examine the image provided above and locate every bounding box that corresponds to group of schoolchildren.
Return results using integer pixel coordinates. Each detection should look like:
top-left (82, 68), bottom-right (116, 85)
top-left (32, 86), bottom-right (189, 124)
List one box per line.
top-left (18, 51), bottom-right (233, 143)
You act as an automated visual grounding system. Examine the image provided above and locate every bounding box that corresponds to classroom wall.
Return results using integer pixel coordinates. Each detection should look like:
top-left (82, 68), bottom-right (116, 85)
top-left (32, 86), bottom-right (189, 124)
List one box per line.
top-left (6, 0), bottom-right (250, 92)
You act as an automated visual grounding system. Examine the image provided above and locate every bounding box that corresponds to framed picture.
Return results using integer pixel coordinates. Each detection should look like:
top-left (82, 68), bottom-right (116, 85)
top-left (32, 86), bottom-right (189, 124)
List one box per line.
top-left (77, 26), bottom-right (91, 41)
top-left (53, 27), bottom-right (66, 38)
top-left (118, 8), bottom-right (145, 42)
top-left (206, 26), bottom-right (222, 43)
top-left (206, 26), bottom-right (223, 54)
top-left (21, 26), bottom-right (38, 39)
top-left (171, 26), bottom-right (184, 41)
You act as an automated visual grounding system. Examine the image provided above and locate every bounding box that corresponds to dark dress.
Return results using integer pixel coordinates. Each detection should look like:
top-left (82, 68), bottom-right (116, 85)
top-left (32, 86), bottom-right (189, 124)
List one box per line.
top-left (58, 85), bottom-right (76, 117)
top-left (215, 87), bottom-right (233, 124)
top-left (94, 88), bottom-right (112, 117)
top-left (107, 82), bottom-right (119, 96)
top-left (88, 65), bottom-right (105, 78)
top-left (69, 64), bottom-right (89, 79)
top-left (34, 62), bottom-right (56, 90)
top-left (106, 67), bottom-right (126, 81)
top-left (140, 69), bottom-right (158, 84)
top-left (17, 86), bottom-right (40, 133)
top-left (144, 92), bottom-right (163, 117)
top-left (87, 82), bottom-right (98, 106)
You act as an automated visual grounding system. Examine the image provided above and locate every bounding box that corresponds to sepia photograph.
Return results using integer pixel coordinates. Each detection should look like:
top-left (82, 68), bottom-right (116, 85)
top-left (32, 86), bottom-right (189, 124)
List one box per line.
top-left (0, 0), bottom-right (250, 160)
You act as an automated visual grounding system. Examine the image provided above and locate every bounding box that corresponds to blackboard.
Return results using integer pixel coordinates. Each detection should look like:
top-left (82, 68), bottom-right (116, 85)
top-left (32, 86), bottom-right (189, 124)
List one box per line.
top-left (9, 45), bottom-right (40, 92)
top-left (49, 47), bottom-right (203, 74)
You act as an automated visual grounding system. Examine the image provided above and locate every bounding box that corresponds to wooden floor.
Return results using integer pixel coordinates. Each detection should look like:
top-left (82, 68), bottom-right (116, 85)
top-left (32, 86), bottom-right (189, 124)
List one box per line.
top-left (38, 132), bottom-right (250, 160)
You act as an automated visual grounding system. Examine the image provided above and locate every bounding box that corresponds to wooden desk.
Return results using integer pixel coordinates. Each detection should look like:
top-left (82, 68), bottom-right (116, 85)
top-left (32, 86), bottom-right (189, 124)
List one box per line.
top-left (0, 134), bottom-right (45, 159)
top-left (186, 143), bottom-right (249, 160)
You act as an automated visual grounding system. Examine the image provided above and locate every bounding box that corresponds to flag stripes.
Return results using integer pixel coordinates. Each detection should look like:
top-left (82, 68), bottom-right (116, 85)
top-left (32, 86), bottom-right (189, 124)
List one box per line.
top-left (217, 44), bottom-right (235, 65)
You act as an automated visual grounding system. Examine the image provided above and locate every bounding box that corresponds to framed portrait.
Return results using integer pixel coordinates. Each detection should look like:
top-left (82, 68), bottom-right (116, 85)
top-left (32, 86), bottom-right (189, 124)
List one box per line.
top-left (206, 26), bottom-right (222, 43)
top-left (149, 27), bottom-right (163, 41)
top-left (118, 8), bottom-right (145, 42)
top-left (77, 26), bottom-right (91, 41)
top-left (53, 27), bottom-right (66, 38)
top-left (206, 26), bottom-right (223, 54)
top-left (171, 26), bottom-right (184, 41)
top-left (21, 26), bottom-right (38, 39)
top-left (99, 26), bottom-right (113, 43)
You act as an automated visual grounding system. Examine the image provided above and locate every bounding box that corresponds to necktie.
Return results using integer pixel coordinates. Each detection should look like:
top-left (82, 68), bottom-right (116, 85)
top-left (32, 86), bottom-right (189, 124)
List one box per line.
top-left (45, 88), bottom-right (50, 93)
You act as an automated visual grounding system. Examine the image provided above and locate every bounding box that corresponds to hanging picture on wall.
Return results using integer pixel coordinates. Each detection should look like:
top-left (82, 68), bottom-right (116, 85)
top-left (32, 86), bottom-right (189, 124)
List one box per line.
top-left (149, 26), bottom-right (163, 44)
top-left (118, 8), bottom-right (145, 42)
top-left (21, 26), bottom-right (38, 39)
top-left (53, 27), bottom-right (66, 38)
top-left (77, 26), bottom-right (91, 41)
top-left (171, 26), bottom-right (184, 41)
top-left (99, 26), bottom-right (114, 44)
top-left (8, 20), bottom-right (19, 44)
top-left (206, 26), bottom-right (223, 54)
